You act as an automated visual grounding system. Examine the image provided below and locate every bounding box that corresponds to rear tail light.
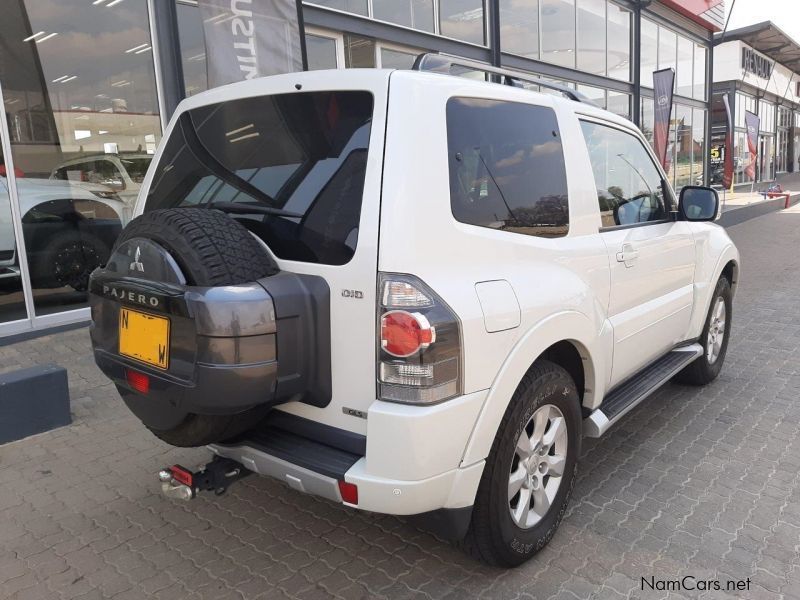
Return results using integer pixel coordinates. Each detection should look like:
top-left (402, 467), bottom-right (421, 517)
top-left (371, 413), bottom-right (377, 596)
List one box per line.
top-left (377, 274), bottom-right (462, 405)
top-left (338, 480), bottom-right (359, 504)
top-left (125, 368), bottom-right (150, 394)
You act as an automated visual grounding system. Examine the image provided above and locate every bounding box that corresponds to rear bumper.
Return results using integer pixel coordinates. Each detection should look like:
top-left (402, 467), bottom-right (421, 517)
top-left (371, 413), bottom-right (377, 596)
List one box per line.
top-left (207, 438), bottom-right (483, 538)
top-left (206, 390), bottom-right (490, 535)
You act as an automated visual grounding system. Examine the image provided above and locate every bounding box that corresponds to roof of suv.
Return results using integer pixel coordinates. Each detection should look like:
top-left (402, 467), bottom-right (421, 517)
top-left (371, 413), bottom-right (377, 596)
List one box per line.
top-left (171, 67), bottom-right (641, 141)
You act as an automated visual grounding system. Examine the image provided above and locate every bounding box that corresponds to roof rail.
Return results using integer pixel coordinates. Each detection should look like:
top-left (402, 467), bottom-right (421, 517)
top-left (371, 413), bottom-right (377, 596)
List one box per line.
top-left (411, 52), bottom-right (590, 104)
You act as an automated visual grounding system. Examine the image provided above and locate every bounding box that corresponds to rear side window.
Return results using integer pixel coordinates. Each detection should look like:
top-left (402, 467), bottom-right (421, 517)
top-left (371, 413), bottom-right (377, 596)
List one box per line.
top-left (145, 91), bottom-right (373, 266)
top-left (446, 97), bottom-right (569, 238)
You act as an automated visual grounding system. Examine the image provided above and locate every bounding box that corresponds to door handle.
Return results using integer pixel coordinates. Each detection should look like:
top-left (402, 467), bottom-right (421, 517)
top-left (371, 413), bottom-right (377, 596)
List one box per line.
top-left (616, 243), bottom-right (639, 268)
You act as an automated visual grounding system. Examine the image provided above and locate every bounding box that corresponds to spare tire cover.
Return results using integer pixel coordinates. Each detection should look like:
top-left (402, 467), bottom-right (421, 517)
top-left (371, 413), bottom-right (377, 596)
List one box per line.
top-left (107, 207), bottom-right (279, 447)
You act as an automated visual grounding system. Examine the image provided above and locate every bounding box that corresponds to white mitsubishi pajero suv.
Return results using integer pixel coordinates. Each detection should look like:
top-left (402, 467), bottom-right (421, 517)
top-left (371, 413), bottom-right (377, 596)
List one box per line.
top-left (88, 55), bottom-right (739, 567)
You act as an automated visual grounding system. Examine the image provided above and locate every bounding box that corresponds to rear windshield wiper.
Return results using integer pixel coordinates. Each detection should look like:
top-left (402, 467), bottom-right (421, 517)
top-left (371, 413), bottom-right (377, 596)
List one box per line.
top-left (209, 202), bottom-right (302, 219)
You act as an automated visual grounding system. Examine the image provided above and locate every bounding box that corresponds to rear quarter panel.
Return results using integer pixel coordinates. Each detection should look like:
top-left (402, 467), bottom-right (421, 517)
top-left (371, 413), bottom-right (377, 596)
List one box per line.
top-left (378, 72), bottom-right (614, 466)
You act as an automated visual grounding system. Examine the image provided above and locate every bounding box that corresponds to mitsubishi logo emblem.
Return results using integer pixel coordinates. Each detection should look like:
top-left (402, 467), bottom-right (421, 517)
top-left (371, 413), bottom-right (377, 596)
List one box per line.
top-left (129, 246), bottom-right (144, 272)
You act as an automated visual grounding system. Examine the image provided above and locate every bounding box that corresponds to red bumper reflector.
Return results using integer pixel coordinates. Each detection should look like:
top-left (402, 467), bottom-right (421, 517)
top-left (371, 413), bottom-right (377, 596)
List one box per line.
top-left (125, 368), bottom-right (150, 394)
top-left (170, 465), bottom-right (193, 487)
top-left (338, 480), bottom-right (358, 504)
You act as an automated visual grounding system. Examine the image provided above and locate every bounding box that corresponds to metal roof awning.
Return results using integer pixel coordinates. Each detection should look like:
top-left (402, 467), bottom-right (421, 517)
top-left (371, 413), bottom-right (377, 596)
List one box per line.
top-left (715, 21), bottom-right (800, 73)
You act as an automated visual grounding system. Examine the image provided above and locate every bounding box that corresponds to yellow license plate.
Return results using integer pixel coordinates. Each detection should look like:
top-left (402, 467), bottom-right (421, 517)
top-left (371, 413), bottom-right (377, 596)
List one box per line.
top-left (119, 308), bottom-right (170, 369)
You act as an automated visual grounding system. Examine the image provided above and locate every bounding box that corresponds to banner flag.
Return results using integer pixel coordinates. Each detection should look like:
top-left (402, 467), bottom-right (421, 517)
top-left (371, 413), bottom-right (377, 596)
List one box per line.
top-left (652, 68), bottom-right (675, 170)
top-left (744, 110), bottom-right (760, 181)
top-left (722, 94), bottom-right (734, 189)
top-left (199, 0), bottom-right (306, 88)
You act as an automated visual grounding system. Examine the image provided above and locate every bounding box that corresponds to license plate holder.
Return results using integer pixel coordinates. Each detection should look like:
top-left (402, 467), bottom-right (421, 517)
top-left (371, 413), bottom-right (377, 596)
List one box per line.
top-left (119, 307), bottom-right (170, 369)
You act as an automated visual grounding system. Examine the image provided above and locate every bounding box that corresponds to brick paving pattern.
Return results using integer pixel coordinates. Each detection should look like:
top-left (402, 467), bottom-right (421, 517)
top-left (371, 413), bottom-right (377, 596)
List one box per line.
top-left (2, 207), bottom-right (800, 599)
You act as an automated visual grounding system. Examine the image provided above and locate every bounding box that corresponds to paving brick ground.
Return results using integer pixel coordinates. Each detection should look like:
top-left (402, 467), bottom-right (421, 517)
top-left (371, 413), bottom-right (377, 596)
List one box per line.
top-left (2, 206), bottom-right (800, 599)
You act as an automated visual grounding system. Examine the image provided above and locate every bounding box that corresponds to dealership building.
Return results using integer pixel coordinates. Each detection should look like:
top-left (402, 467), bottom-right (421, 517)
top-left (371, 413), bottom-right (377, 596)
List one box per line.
top-left (0, 0), bottom-right (722, 337)
top-left (712, 22), bottom-right (800, 187)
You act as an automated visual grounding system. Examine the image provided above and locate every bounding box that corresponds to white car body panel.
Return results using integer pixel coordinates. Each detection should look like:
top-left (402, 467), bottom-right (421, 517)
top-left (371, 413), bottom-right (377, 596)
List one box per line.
top-left (129, 69), bottom-right (740, 516)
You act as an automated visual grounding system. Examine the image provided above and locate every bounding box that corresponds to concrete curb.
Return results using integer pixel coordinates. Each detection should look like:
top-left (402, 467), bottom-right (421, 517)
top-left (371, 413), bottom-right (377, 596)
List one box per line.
top-left (719, 193), bottom-right (800, 227)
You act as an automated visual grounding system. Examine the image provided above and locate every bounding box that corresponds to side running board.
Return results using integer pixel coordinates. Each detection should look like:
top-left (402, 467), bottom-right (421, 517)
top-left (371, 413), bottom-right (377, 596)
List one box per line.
top-left (583, 343), bottom-right (703, 438)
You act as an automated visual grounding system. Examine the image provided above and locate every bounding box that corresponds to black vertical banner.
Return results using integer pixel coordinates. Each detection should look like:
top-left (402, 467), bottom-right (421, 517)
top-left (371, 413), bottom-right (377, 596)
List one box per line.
top-left (722, 94), bottom-right (734, 189)
top-left (199, 0), bottom-right (307, 89)
top-left (652, 68), bottom-right (675, 170)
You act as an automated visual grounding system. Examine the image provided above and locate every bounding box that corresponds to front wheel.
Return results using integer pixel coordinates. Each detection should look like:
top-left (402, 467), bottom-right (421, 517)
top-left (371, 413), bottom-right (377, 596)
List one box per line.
top-left (676, 276), bottom-right (732, 386)
top-left (461, 360), bottom-right (581, 567)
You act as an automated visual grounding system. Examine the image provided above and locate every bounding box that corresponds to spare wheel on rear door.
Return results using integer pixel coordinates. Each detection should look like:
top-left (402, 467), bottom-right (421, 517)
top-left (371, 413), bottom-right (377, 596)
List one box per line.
top-left (109, 207), bottom-right (279, 446)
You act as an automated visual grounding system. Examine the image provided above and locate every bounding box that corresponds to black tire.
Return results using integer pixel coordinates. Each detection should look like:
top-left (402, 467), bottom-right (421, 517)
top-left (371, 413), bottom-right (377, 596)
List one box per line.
top-left (38, 231), bottom-right (109, 292)
top-left (675, 276), bottom-right (732, 386)
top-left (461, 360), bottom-right (581, 567)
top-left (114, 208), bottom-right (278, 287)
top-left (113, 208), bottom-right (279, 447)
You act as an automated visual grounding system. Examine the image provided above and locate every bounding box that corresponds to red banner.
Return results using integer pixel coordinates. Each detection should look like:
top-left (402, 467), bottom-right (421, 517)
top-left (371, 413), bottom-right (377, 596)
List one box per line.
top-left (653, 69), bottom-right (675, 170)
top-left (744, 110), bottom-right (759, 181)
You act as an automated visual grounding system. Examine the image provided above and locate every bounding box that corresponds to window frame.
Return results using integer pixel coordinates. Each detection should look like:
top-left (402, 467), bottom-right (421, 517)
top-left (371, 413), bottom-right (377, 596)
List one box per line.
top-left (577, 114), bottom-right (677, 233)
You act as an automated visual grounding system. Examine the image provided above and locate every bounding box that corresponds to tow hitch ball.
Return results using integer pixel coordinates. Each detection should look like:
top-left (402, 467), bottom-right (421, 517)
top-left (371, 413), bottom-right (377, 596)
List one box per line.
top-left (158, 457), bottom-right (250, 501)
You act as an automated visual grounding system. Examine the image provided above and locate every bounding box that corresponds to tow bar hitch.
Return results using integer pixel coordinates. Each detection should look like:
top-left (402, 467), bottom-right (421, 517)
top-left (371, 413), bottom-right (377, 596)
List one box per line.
top-left (158, 456), bottom-right (250, 500)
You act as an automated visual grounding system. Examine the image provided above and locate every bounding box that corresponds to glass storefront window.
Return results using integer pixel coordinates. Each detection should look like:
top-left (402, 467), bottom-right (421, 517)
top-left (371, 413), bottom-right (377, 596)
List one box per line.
top-left (641, 96), bottom-right (655, 148)
top-left (759, 101), bottom-right (775, 133)
top-left (607, 2), bottom-right (631, 82)
top-left (306, 34), bottom-right (339, 70)
top-left (373, 0), bottom-right (435, 33)
top-left (692, 107), bottom-right (705, 185)
top-left (734, 129), bottom-right (748, 185)
top-left (344, 34), bottom-right (377, 67)
top-left (675, 104), bottom-right (692, 189)
top-left (440, 0), bottom-right (485, 45)
top-left (607, 91), bottom-right (630, 120)
top-left (0, 141), bottom-right (27, 325)
top-left (693, 45), bottom-right (706, 101)
top-left (658, 28), bottom-right (677, 89)
top-left (577, 84), bottom-right (606, 109)
top-left (577, 0), bottom-right (606, 76)
top-left (761, 135), bottom-right (775, 181)
top-left (1, 0), bottom-right (161, 317)
top-left (541, 0), bottom-right (576, 68)
top-left (379, 47), bottom-right (420, 69)
top-left (500, 0), bottom-right (539, 59)
top-left (676, 36), bottom-right (693, 98)
top-left (640, 18), bottom-right (658, 87)
top-left (735, 92), bottom-right (755, 128)
top-left (308, 0), bottom-right (369, 15)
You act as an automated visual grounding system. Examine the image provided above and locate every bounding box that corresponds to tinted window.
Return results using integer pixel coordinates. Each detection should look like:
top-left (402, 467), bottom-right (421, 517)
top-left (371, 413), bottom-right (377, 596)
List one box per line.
top-left (446, 98), bottom-right (569, 238)
top-left (145, 91), bottom-right (373, 266)
top-left (580, 120), bottom-right (668, 228)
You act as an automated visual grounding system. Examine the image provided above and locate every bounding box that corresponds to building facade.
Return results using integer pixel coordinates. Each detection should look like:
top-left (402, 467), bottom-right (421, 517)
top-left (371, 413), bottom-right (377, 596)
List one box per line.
top-left (0, 0), bottom-right (721, 337)
top-left (712, 22), bottom-right (800, 188)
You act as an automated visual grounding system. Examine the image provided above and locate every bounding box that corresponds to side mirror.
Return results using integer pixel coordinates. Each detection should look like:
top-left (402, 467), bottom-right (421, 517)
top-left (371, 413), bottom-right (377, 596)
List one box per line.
top-left (679, 186), bottom-right (719, 222)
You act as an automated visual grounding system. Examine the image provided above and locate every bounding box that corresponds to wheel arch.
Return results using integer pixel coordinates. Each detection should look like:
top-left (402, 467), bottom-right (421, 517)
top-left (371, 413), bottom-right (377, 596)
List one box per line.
top-left (460, 311), bottom-right (606, 467)
top-left (721, 258), bottom-right (739, 296)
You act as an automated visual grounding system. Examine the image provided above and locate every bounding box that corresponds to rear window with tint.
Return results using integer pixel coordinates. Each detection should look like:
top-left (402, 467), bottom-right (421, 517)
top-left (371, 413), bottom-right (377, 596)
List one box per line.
top-left (145, 91), bottom-right (373, 265)
top-left (446, 97), bottom-right (569, 238)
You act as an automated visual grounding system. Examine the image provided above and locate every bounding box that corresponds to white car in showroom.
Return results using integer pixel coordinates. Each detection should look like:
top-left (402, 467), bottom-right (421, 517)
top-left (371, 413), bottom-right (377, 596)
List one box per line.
top-left (50, 153), bottom-right (152, 209)
top-left (0, 176), bottom-right (126, 291)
